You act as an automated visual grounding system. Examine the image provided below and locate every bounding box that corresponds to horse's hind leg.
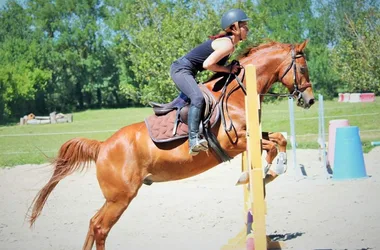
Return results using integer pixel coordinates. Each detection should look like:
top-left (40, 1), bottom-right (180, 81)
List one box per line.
top-left (94, 201), bottom-right (130, 250)
top-left (83, 203), bottom-right (105, 249)
top-left (83, 191), bottom-right (140, 250)
top-left (82, 176), bottom-right (142, 250)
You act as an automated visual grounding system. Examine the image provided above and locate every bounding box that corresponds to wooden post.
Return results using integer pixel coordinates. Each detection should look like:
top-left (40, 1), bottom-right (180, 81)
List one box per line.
top-left (50, 112), bottom-right (57, 124)
top-left (222, 65), bottom-right (285, 250)
top-left (222, 64), bottom-right (266, 250)
top-left (245, 64), bottom-right (267, 250)
top-left (67, 114), bottom-right (73, 123)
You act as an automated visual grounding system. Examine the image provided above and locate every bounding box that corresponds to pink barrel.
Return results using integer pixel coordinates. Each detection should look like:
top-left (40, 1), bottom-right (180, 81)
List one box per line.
top-left (328, 119), bottom-right (349, 167)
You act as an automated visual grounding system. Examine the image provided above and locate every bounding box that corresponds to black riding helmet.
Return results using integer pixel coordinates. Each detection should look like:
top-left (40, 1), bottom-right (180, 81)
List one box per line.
top-left (221, 9), bottom-right (250, 30)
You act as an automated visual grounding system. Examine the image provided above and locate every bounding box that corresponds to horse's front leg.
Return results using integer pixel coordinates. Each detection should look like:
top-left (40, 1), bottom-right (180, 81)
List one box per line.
top-left (267, 132), bottom-right (287, 175)
top-left (261, 138), bottom-right (279, 185)
top-left (236, 132), bottom-right (288, 186)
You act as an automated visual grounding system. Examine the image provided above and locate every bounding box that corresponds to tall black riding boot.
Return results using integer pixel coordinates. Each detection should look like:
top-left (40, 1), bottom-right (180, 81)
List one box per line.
top-left (188, 105), bottom-right (208, 156)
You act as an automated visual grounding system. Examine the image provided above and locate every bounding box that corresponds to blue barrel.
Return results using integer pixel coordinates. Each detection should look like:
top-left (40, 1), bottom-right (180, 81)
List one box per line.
top-left (333, 126), bottom-right (367, 180)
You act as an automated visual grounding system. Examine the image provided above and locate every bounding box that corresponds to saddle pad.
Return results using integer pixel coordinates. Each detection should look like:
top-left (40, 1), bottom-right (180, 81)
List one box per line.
top-left (145, 110), bottom-right (189, 143)
top-left (145, 104), bottom-right (220, 143)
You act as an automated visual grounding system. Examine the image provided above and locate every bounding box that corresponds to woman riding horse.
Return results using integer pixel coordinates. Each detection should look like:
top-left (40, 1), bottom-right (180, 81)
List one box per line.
top-left (28, 10), bottom-right (315, 250)
top-left (170, 9), bottom-right (250, 155)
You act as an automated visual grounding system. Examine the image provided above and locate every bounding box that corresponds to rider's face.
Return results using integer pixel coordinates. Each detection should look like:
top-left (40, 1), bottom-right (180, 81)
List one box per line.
top-left (239, 22), bottom-right (249, 40)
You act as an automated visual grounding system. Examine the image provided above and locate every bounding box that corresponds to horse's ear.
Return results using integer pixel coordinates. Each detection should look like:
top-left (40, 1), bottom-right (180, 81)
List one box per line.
top-left (296, 39), bottom-right (309, 53)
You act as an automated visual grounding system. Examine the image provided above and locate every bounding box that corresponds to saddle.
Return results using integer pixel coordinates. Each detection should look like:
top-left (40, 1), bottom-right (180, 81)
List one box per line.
top-left (144, 68), bottom-right (244, 162)
top-left (144, 84), bottom-right (219, 143)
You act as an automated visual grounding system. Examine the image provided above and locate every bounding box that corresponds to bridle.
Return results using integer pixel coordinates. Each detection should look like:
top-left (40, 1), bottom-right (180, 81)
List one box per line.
top-left (229, 45), bottom-right (312, 99)
top-left (279, 45), bottom-right (312, 99)
top-left (217, 45), bottom-right (313, 143)
top-left (235, 45), bottom-right (312, 100)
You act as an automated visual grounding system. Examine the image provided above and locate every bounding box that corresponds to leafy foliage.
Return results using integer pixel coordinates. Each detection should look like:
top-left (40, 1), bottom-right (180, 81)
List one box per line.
top-left (0, 1), bottom-right (51, 120)
top-left (330, 0), bottom-right (379, 93)
top-left (0, 0), bottom-right (379, 122)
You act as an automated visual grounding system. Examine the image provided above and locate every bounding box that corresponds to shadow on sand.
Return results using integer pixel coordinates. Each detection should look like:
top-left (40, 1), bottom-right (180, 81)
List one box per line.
top-left (268, 232), bottom-right (373, 250)
top-left (268, 231), bottom-right (304, 242)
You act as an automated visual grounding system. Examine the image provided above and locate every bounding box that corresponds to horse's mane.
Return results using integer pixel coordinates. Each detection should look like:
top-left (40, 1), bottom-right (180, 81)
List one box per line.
top-left (236, 41), bottom-right (291, 60)
top-left (205, 41), bottom-right (291, 85)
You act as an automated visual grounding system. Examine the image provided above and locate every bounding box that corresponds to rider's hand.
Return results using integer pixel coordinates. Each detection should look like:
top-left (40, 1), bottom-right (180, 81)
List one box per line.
top-left (229, 64), bottom-right (241, 74)
top-left (228, 61), bottom-right (242, 74)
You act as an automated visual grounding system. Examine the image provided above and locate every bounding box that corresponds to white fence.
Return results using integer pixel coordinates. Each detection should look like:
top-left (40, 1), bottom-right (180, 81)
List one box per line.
top-left (20, 112), bottom-right (73, 125)
top-left (338, 93), bottom-right (375, 103)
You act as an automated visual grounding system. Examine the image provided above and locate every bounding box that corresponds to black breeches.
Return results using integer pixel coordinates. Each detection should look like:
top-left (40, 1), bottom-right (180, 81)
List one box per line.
top-left (170, 58), bottom-right (204, 109)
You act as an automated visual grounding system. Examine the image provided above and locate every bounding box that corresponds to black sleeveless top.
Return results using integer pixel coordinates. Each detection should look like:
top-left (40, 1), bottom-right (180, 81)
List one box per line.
top-left (183, 36), bottom-right (232, 72)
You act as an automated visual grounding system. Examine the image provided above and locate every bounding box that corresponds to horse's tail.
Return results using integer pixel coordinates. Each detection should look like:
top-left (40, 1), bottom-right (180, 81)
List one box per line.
top-left (29, 137), bottom-right (101, 227)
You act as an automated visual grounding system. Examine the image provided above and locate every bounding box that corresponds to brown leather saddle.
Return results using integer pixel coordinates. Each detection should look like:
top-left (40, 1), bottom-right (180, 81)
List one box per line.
top-left (144, 68), bottom-right (244, 162)
top-left (144, 84), bottom-right (219, 143)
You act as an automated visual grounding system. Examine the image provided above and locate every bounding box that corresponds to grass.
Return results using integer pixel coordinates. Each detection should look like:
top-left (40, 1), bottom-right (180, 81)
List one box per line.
top-left (0, 108), bottom-right (153, 167)
top-left (0, 98), bottom-right (379, 167)
top-left (260, 98), bottom-right (380, 153)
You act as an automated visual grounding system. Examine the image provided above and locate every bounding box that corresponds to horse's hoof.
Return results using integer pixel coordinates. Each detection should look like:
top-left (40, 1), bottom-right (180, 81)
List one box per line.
top-left (274, 152), bottom-right (287, 174)
top-left (143, 174), bottom-right (154, 185)
top-left (236, 171), bottom-right (249, 185)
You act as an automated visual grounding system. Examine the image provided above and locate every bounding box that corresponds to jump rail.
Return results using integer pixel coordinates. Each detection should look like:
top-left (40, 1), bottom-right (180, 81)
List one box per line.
top-left (222, 65), bottom-right (284, 250)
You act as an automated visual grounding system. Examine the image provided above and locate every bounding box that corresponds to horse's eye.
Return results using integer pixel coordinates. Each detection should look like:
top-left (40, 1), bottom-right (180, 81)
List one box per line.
top-left (300, 67), bottom-right (307, 74)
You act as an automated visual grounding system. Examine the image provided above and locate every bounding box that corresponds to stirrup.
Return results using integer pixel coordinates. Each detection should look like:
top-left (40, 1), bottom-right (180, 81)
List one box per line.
top-left (189, 139), bottom-right (208, 156)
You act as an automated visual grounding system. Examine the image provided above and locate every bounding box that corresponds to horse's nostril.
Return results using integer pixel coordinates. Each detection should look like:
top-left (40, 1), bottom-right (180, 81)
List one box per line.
top-left (309, 99), bottom-right (315, 106)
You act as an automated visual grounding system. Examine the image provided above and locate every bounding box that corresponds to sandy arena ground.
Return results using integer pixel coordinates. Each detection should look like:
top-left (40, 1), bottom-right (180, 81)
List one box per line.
top-left (0, 148), bottom-right (379, 250)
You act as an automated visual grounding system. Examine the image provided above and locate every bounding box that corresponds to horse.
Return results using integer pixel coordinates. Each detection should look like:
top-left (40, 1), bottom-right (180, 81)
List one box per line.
top-left (28, 40), bottom-right (315, 250)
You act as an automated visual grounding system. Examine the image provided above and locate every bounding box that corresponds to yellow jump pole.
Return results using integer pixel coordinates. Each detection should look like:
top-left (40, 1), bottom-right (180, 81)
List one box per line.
top-left (222, 65), bottom-right (284, 250)
top-left (245, 64), bottom-right (267, 250)
top-left (221, 64), bottom-right (266, 250)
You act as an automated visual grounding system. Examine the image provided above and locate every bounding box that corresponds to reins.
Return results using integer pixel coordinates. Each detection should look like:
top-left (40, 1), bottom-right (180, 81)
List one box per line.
top-left (213, 66), bottom-right (246, 144)
top-left (216, 45), bottom-right (311, 141)
top-left (262, 45), bottom-right (306, 98)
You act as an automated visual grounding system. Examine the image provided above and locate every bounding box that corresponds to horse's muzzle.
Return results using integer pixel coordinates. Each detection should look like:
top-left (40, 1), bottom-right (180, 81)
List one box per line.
top-left (297, 92), bottom-right (315, 109)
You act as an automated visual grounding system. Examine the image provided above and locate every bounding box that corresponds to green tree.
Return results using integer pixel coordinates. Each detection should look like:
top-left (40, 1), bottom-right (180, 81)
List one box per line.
top-left (301, 0), bottom-right (342, 98)
top-left (28, 0), bottom-right (120, 112)
top-left (105, 0), bottom-right (239, 104)
top-left (253, 0), bottom-right (319, 100)
top-left (0, 1), bottom-right (51, 121)
top-left (330, 0), bottom-right (379, 94)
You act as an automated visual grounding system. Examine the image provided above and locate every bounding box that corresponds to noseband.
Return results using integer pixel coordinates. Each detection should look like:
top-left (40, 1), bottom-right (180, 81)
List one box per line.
top-left (280, 45), bottom-right (312, 98)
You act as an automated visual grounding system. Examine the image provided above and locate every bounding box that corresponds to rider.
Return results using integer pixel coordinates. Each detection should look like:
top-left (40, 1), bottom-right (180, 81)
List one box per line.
top-left (169, 8), bottom-right (250, 155)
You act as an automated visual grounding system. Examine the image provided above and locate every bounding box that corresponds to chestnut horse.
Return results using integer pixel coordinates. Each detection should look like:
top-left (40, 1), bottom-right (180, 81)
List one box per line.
top-left (29, 40), bottom-right (314, 250)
